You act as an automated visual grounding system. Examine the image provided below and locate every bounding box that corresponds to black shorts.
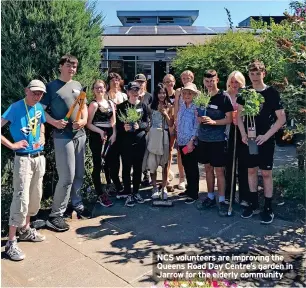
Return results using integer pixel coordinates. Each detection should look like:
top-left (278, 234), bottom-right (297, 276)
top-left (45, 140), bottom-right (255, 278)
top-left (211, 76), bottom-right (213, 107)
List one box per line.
top-left (198, 140), bottom-right (227, 167)
top-left (246, 140), bottom-right (275, 170)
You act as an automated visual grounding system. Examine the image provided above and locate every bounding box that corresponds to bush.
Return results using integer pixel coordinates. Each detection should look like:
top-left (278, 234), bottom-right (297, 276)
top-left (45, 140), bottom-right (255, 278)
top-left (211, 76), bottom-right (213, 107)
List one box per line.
top-left (274, 167), bottom-right (306, 201)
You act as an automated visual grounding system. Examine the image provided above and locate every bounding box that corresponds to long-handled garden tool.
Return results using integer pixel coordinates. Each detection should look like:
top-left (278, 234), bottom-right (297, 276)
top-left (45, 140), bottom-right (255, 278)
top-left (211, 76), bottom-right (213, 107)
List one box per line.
top-left (227, 124), bottom-right (237, 217)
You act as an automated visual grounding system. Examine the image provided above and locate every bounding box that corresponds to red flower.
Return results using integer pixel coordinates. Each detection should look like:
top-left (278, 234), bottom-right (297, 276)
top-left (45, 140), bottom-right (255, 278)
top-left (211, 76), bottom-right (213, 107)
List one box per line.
top-left (212, 280), bottom-right (219, 288)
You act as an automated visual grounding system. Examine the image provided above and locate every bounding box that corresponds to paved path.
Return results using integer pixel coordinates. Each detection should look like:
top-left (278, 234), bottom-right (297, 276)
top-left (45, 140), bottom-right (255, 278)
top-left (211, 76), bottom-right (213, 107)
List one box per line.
top-left (2, 145), bottom-right (304, 287)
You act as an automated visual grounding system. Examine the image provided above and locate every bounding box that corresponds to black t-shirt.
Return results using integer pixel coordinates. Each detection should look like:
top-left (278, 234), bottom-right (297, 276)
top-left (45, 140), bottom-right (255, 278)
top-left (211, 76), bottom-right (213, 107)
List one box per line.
top-left (236, 86), bottom-right (283, 137)
top-left (116, 100), bottom-right (149, 144)
top-left (198, 90), bottom-right (233, 142)
top-left (141, 92), bottom-right (152, 107)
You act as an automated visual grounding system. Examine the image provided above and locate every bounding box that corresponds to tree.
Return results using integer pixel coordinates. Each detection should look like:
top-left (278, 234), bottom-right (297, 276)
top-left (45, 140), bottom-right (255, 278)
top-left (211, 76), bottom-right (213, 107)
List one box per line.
top-left (1, 0), bottom-right (103, 204)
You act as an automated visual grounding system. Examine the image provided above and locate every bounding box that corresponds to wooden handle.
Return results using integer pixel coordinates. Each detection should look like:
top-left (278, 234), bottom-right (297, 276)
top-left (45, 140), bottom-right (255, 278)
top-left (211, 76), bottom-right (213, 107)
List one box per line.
top-left (75, 91), bottom-right (86, 121)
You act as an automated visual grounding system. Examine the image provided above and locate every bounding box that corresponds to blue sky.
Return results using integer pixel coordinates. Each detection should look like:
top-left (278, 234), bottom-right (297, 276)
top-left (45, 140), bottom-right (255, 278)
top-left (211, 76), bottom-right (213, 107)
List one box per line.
top-left (96, 1), bottom-right (291, 27)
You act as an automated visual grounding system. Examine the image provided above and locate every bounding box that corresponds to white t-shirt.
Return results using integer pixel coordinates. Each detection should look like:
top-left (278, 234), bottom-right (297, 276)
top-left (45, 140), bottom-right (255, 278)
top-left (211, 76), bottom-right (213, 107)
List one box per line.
top-left (107, 91), bottom-right (127, 105)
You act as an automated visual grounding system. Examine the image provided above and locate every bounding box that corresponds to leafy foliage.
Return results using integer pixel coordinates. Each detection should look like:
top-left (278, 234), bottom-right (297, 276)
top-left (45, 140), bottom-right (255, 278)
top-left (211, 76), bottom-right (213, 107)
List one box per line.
top-left (117, 107), bottom-right (142, 123)
top-left (193, 89), bottom-right (211, 109)
top-left (239, 88), bottom-right (265, 117)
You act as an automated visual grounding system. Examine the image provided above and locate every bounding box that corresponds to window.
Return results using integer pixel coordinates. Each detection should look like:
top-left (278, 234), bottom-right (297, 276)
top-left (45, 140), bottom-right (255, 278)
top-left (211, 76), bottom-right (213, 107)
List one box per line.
top-left (126, 17), bottom-right (141, 23)
top-left (159, 17), bottom-right (174, 24)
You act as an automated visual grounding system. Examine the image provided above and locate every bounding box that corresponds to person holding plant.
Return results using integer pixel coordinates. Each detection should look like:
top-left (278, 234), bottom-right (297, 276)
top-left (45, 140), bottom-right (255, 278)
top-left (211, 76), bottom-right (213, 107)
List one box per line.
top-left (224, 71), bottom-right (249, 207)
top-left (143, 83), bottom-right (174, 199)
top-left (196, 70), bottom-right (233, 216)
top-left (116, 81), bottom-right (149, 207)
top-left (134, 73), bottom-right (153, 187)
top-left (163, 74), bottom-right (177, 192)
top-left (176, 84), bottom-right (199, 204)
top-left (237, 60), bottom-right (286, 224)
top-left (87, 80), bottom-right (123, 208)
top-left (174, 70), bottom-right (196, 192)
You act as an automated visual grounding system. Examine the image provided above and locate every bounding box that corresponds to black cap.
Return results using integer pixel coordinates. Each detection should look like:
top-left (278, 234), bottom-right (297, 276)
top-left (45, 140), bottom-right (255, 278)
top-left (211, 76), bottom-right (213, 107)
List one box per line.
top-left (134, 74), bottom-right (146, 82)
top-left (127, 81), bottom-right (140, 91)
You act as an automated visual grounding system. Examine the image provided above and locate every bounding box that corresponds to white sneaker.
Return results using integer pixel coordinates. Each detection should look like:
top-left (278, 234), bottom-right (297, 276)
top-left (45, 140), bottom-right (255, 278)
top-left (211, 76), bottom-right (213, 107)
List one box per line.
top-left (177, 181), bottom-right (186, 190)
top-left (19, 227), bottom-right (46, 242)
top-left (151, 187), bottom-right (160, 199)
top-left (5, 240), bottom-right (25, 261)
top-left (161, 189), bottom-right (168, 200)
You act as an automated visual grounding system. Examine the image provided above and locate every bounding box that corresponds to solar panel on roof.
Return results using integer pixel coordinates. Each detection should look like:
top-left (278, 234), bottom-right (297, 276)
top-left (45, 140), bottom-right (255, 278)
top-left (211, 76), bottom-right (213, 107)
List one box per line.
top-left (183, 26), bottom-right (215, 34)
top-left (207, 27), bottom-right (231, 34)
top-left (157, 26), bottom-right (184, 34)
top-left (104, 26), bottom-right (129, 34)
top-left (128, 26), bottom-right (156, 34)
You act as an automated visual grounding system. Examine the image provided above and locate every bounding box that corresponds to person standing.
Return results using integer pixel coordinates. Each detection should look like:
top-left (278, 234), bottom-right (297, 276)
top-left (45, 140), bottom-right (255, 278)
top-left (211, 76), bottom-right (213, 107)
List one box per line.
top-left (2, 80), bottom-right (47, 261)
top-left (41, 54), bottom-right (88, 232)
top-left (134, 73), bottom-right (153, 187)
top-left (116, 82), bottom-right (149, 207)
top-left (197, 70), bottom-right (233, 216)
top-left (237, 60), bottom-right (286, 224)
top-left (176, 84), bottom-right (199, 204)
top-left (224, 71), bottom-right (249, 207)
top-left (87, 80), bottom-right (122, 207)
top-left (143, 83), bottom-right (174, 199)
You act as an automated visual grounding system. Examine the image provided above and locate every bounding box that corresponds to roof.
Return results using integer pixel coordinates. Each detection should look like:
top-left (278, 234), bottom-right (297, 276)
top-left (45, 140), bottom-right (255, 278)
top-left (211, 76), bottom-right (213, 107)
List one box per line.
top-left (117, 10), bottom-right (199, 26)
top-left (103, 25), bottom-right (244, 35)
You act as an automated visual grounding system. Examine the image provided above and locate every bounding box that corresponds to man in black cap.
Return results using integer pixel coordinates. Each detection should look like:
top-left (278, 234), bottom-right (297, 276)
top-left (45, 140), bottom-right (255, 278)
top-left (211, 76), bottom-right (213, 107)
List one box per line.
top-left (116, 81), bottom-right (150, 207)
top-left (134, 74), bottom-right (153, 186)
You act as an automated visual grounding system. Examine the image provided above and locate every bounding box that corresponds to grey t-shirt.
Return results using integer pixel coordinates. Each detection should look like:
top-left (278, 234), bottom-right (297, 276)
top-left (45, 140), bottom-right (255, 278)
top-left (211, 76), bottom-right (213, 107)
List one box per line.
top-left (197, 90), bottom-right (233, 142)
top-left (41, 79), bottom-right (86, 139)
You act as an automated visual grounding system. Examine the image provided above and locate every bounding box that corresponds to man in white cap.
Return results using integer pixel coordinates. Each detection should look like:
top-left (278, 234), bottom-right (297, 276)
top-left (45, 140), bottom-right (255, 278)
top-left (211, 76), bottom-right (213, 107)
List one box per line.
top-left (1, 79), bottom-right (47, 261)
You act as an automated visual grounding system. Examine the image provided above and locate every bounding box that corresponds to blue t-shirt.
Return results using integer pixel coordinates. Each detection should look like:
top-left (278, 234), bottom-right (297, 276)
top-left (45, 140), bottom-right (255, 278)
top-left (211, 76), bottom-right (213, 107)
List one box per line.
top-left (2, 99), bottom-right (46, 154)
top-left (40, 79), bottom-right (85, 139)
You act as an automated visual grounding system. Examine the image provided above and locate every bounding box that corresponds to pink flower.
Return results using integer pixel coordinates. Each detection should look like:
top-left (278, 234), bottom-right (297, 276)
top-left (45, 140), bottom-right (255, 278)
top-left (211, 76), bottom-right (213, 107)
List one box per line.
top-left (223, 280), bottom-right (230, 287)
top-left (212, 280), bottom-right (219, 288)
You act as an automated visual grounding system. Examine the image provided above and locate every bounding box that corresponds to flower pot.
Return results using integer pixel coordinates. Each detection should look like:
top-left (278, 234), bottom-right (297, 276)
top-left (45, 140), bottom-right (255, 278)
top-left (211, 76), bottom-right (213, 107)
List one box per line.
top-left (197, 107), bottom-right (207, 117)
top-left (248, 138), bottom-right (258, 155)
top-left (129, 122), bottom-right (135, 132)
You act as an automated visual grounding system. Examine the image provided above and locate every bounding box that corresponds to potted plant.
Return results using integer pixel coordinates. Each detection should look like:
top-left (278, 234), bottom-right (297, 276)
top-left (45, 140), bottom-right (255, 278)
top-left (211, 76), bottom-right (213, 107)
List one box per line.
top-left (239, 88), bottom-right (265, 155)
top-left (117, 106), bottom-right (142, 132)
top-left (193, 89), bottom-right (211, 116)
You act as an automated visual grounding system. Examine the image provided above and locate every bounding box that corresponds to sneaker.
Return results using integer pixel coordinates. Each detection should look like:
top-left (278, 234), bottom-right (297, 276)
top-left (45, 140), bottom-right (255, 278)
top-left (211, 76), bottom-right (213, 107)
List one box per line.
top-left (151, 187), bottom-right (160, 199)
top-left (240, 200), bottom-right (249, 207)
top-left (125, 195), bottom-right (136, 207)
top-left (201, 197), bottom-right (217, 208)
top-left (75, 207), bottom-right (92, 219)
top-left (97, 194), bottom-right (113, 207)
top-left (19, 227), bottom-right (46, 242)
top-left (241, 206), bottom-right (260, 219)
top-left (177, 181), bottom-right (186, 190)
top-left (160, 189), bottom-right (168, 200)
top-left (185, 198), bottom-right (195, 204)
top-left (166, 185), bottom-right (175, 192)
top-left (5, 240), bottom-right (25, 261)
top-left (116, 191), bottom-right (130, 199)
top-left (134, 193), bottom-right (145, 204)
top-left (178, 191), bottom-right (188, 198)
top-left (218, 201), bottom-right (229, 217)
top-left (260, 209), bottom-right (274, 224)
top-left (141, 173), bottom-right (151, 187)
top-left (46, 216), bottom-right (70, 232)
top-left (105, 184), bottom-right (117, 196)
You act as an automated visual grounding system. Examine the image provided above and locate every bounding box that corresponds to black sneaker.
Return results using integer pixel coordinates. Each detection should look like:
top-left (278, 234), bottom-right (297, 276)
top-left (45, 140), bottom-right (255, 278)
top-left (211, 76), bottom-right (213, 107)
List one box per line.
top-left (116, 191), bottom-right (130, 199)
top-left (260, 209), bottom-right (274, 224)
top-left (46, 217), bottom-right (70, 232)
top-left (75, 207), bottom-right (92, 219)
top-left (218, 201), bottom-right (229, 217)
top-left (241, 206), bottom-right (260, 219)
top-left (185, 198), bottom-right (195, 204)
top-left (134, 193), bottom-right (145, 204)
top-left (125, 195), bottom-right (136, 207)
top-left (201, 197), bottom-right (217, 208)
top-left (178, 191), bottom-right (188, 198)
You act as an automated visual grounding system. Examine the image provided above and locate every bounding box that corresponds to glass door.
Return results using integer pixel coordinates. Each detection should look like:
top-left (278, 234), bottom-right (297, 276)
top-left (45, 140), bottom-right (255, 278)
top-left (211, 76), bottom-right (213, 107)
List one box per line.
top-left (136, 61), bottom-right (154, 93)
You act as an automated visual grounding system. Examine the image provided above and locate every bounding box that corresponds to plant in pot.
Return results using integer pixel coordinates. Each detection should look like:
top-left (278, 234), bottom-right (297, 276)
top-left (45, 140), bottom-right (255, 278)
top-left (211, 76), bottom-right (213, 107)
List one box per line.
top-left (239, 88), bottom-right (265, 155)
top-left (193, 89), bottom-right (211, 116)
top-left (117, 107), bottom-right (142, 132)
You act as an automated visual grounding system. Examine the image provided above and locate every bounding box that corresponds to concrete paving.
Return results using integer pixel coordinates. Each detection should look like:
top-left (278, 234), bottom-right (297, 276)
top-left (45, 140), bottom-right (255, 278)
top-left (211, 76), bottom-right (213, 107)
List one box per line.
top-left (2, 145), bottom-right (304, 287)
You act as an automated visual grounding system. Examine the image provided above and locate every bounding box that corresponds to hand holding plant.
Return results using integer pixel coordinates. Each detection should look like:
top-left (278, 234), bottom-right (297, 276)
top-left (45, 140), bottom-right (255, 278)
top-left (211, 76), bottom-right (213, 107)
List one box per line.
top-left (193, 89), bottom-right (211, 116)
top-left (118, 107), bottom-right (142, 123)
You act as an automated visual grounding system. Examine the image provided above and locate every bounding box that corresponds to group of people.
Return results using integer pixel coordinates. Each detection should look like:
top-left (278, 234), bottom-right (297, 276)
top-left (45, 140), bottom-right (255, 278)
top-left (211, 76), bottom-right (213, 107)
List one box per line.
top-left (1, 54), bottom-right (286, 261)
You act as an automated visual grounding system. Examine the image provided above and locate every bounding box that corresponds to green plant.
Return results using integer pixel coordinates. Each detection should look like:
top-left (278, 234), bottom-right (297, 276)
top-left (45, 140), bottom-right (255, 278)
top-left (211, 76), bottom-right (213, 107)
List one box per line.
top-left (239, 88), bottom-right (265, 117)
top-left (274, 167), bottom-right (306, 201)
top-left (193, 89), bottom-right (211, 109)
top-left (117, 107), bottom-right (142, 123)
